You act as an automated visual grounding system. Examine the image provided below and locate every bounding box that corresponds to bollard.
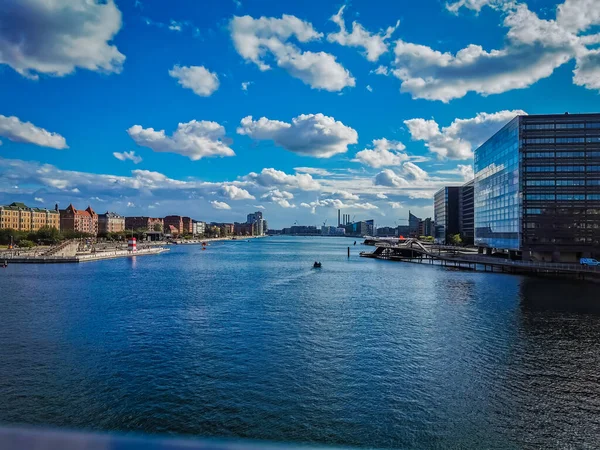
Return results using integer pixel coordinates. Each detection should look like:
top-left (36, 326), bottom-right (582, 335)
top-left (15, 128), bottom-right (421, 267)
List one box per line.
top-left (348, 247), bottom-right (350, 258)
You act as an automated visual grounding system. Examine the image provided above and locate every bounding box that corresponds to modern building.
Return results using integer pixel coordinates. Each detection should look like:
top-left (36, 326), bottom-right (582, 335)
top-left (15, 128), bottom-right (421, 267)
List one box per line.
top-left (125, 216), bottom-right (163, 232)
top-left (234, 222), bottom-right (254, 235)
top-left (408, 211), bottom-right (421, 237)
top-left (366, 219), bottom-right (375, 236)
top-left (459, 180), bottom-right (475, 245)
top-left (246, 211), bottom-right (266, 236)
top-left (418, 218), bottom-right (433, 237)
top-left (434, 187), bottom-right (460, 244)
top-left (376, 226), bottom-right (397, 237)
top-left (60, 204), bottom-right (98, 235)
top-left (321, 225), bottom-right (345, 236)
top-left (397, 225), bottom-right (410, 237)
top-left (193, 220), bottom-right (206, 236)
top-left (474, 113), bottom-right (600, 261)
top-left (98, 212), bottom-right (125, 235)
top-left (182, 217), bottom-right (193, 235)
top-left (0, 202), bottom-right (60, 232)
top-left (346, 221), bottom-right (369, 236)
top-left (163, 215), bottom-right (184, 235)
top-left (247, 211), bottom-right (263, 224)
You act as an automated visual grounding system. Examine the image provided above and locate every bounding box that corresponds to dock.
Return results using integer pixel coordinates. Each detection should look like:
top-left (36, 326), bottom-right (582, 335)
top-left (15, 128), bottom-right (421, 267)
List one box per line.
top-left (360, 238), bottom-right (600, 281)
top-left (2, 247), bottom-right (169, 264)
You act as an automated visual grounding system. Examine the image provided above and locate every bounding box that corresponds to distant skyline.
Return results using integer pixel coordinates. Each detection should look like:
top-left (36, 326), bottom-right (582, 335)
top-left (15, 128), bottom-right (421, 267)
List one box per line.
top-left (1, 0), bottom-right (599, 227)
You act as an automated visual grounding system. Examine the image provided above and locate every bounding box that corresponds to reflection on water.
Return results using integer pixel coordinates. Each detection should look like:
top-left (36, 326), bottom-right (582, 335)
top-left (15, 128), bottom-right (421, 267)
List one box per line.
top-left (0, 237), bottom-right (599, 449)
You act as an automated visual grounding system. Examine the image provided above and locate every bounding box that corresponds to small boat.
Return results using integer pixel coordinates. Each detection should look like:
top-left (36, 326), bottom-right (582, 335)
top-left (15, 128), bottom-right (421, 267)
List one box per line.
top-left (313, 261), bottom-right (322, 268)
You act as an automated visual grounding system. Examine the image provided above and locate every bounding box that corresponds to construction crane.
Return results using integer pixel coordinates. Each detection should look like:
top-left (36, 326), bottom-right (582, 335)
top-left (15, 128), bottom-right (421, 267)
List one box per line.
top-left (351, 215), bottom-right (356, 223)
top-left (322, 219), bottom-right (327, 226)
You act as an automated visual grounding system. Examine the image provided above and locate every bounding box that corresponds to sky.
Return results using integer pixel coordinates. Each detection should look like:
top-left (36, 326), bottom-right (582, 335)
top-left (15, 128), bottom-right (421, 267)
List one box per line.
top-left (0, 0), bottom-right (599, 228)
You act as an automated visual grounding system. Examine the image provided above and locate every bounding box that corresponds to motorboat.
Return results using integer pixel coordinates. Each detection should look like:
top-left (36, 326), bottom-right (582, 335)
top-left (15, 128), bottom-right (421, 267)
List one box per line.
top-left (313, 261), bottom-right (322, 268)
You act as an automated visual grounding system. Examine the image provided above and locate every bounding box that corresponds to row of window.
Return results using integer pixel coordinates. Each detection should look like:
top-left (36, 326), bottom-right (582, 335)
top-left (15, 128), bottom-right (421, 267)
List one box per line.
top-left (525, 165), bottom-right (600, 172)
top-left (524, 137), bottom-right (600, 144)
top-left (525, 151), bottom-right (600, 158)
top-left (524, 123), bottom-right (600, 130)
top-left (526, 179), bottom-right (600, 186)
top-left (526, 194), bottom-right (600, 200)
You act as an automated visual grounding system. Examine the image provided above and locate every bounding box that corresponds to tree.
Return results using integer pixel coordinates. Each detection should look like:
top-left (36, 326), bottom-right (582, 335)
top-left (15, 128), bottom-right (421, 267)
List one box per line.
top-left (153, 223), bottom-right (163, 232)
top-left (18, 239), bottom-right (35, 248)
top-left (449, 234), bottom-right (462, 246)
top-left (32, 226), bottom-right (61, 244)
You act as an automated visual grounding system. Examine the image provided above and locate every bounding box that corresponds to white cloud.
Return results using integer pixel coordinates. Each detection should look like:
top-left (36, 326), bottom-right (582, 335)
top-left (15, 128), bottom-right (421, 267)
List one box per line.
top-left (333, 190), bottom-right (360, 201)
top-left (353, 138), bottom-right (408, 168)
top-left (241, 81), bottom-right (253, 91)
top-left (0, 115), bottom-right (68, 149)
top-left (300, 198), bottom-right (377, 214)
top-left (0, 0), bottom-right (124, 79)
top-left (211, 200), bottom-right (231, 210)
top-left (221, 185), bottom-right (255, 200)
top-left (404, 110), bottom-right (526, 159)
top-left (245, 168), bottom-right (321, 190)
top-left (372, 65), bottom-right (389, 75)
top-left (230, 14), bottom-right (355, 91)
top-left (374, 162), bottom-right (429, 187)
top-left (446, 0), bottom-right (500, 13)
top-left (392, 0), bottom-right (600, 101)
top-left (377, 193), bottom-right (388, 199)
top-left (294, 167), bottom-right (333, 176)
top-left (389, 201), bottom-right (403, 209)
top-left (262, 189), bottom-right (295, 208)
top-left (327, 5), bottom-right (399, 61)
top-left (168, 20), bottom-right (183, 31)
top-left (127, 202), bottom-right (136, 207)
top-left (437, 164), bottom-right (475, 181)
top-left (113, 151), bottom-right (142, 164)
top-left (366, 85), bottom-right (373, 92)
top-left (128, 120), bottom-right (235, 161)
top-left (238, 113), bottom-right (358, 158)
top-left (253, 205), bottom-right (266, 210)
top-left (169, 65), bottom-right (219, 97)
top-left (34, 197), bottom-right (44, 203)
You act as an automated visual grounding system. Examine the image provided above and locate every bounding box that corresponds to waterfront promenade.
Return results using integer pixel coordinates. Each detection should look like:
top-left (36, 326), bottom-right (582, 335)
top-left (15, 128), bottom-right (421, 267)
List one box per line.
top-left (2, 246), bottom-right (168, 264)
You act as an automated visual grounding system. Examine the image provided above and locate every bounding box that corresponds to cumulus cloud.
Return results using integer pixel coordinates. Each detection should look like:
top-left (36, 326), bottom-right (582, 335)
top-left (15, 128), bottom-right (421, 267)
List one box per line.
top-left (0, 115), bottom-right (68, 149)
top-left (374, 162), bottom-right (429, 187)
top-left (333, 190), bottom-right (360, 201)
top-left (128, 120), bottom-right (235, 161)
top-left (245, 168), bottom-right (321, 190)
top-left (0, 0), bottom-right (125, 79)
top-left (230, 14), bottom-right (355, 91)
top-left (377, 193), bottom-right (388, 199)
top-left (221, 185), bottom-right (255, 200)
top-left (169, 65), bottom-right (219, 97)
top-left (253, 205), bottom-right (266, 210)
top-left (389, 201), bottom-right (403, 209)
top-left (113, 151), bottom-right (142, 164)
top-left (437, 164), bottom-right (475, 181)
top-left (211, 200), bottom-right (231, 210)
top-left (366, 85), bottom-right (373, 92)
top-left (34, 197), bottom-right (44, 203)
top-left (353, 138), bottom-right (408, 168)
top-left (404, 110), bottom-right (525, 159)
top-left (262, 189), bottom-right (295, 208)
top-left (238, 113), bottom-right (358, 158)
top-left (294, 167), bottom-right (333, 176)
top-left (392, 0), bottom-right (600, 101)
top-left (241, 81), bottom-right (253, 91)
top-left (300, 198), bottom-right (377, 214)
top-left (327, 6), bottom-right (399, 62)
top-left (446, 0), bottom-right (500, 13)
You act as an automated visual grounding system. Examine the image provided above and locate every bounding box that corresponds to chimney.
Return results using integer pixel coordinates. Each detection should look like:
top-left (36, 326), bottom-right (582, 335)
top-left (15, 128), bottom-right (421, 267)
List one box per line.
top-left (338, 209), bottom-right (341, 227)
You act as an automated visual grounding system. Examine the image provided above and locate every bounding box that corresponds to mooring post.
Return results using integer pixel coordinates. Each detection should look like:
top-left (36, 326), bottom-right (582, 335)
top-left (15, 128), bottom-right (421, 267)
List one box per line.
top-left (348, 247), bottom-right (350, 258)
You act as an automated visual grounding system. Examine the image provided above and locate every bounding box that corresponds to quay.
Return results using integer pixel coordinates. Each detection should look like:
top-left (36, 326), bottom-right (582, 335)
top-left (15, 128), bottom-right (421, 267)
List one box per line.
top-left (360, 239), bottom-right (600, 281)
top-left (2, 246), bottom-right (169, 264)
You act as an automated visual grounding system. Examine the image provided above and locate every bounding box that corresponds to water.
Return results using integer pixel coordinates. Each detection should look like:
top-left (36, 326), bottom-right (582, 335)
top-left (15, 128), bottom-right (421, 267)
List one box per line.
top-left (1, 236), bottom-right (600, 449)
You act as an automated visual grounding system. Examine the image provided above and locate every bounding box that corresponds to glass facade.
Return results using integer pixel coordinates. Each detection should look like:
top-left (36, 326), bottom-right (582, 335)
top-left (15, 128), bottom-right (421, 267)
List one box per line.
top-left (474, 117), bottom-right (520, 250)
top-left (459, 180), bottom-right (474, 245)
top-left (434, 187), bottom-right (459, 244)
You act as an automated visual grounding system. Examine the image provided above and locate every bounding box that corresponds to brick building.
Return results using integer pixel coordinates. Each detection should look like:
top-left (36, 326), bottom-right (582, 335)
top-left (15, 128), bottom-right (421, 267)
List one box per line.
top-left (98, 212), bottom-right (125, 234)
top-left (60, 204), bottom-right (98, 235)
top-left (0, 202), bottom-right (60, 232)
top-left (163, 215), bottom-right (184, 234)
top-left (125, 216), bottom-right (163, 232)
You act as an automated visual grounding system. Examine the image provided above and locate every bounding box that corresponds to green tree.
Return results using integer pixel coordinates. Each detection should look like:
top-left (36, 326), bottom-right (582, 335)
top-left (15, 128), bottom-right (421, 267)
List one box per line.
top-left (449, 234), bottom-right (462, 246)
top-left (18, 239), bottom-right (35, 248)
top-left (32, 226), bottom-right (61, 244)
top-left (153, 223), bottom-right (163, 232)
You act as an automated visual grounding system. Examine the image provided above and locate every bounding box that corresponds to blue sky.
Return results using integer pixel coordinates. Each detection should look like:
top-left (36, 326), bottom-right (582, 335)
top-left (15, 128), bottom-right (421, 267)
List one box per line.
top-left (1, 0), bottom-right (599, 228)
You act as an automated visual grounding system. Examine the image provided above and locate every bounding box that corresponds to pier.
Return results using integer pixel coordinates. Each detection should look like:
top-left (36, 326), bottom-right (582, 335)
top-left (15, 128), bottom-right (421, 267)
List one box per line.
top-left (2, 246), bottom-right (169, 264)
top-left (360, 239), bottom-right (600, 281)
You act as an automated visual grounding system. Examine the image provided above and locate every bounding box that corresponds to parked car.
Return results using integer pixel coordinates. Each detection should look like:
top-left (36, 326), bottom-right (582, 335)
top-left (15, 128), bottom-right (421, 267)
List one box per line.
top-left (580, 258), bottom-right (600, 266)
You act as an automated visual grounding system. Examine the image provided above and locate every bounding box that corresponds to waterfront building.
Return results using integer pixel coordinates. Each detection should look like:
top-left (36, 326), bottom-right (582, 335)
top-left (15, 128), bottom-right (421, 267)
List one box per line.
top-left (284, 225), bottom-right (319, 235)
top-left (0, 202), bottom-right (60, 232)
top-left (125, 216), bottom-right (163, 232)
top-left (366, 219), bottom-right (375, 236)
top-left (98, 212), bottom-right (125, 235)
top-left (408, 211), bottom-right (421, 237)
top-left (376, 226), bottom-right (397, 237)
top-left (434, 187), bottom-right (460, 244)
top-left (459, 180), bottom-right (475, 245)
top-left (397, 225), bottom-right (410, 237)
top-left (418, 218), bottom-right (433, 237)
top-left (163, 216), bottom-right (184, 235)
top-left (193, 221), bottom-right (206, 236)
top-left (234, 222), bottom-right (254, 235)
top-left (247, 211), bottom-right (263, 224)
top-left (60, 204), bottom-right (98, 235)
top-left (346, 221), bottom-right (369, 236)
top-left (321, 225), bottom-right (345, 235)
top-left (475, 112), bottom-right (600, 261)
top-left (182, 217), bottom-right (193, 235)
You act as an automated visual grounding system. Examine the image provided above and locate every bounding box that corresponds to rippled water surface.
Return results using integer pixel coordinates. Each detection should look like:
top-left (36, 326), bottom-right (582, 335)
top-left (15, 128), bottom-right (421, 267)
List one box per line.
top-left (1, 236), bottom-right (600, 449)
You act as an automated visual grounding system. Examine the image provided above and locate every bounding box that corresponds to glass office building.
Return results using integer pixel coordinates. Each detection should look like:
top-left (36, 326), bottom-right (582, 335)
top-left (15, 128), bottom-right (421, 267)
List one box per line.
top-left (474, 113), bottom-right (600, 261)
top-left (434, 186), bottom-right (459, 244)
top-left (459, 180), bottom-right (475, 245)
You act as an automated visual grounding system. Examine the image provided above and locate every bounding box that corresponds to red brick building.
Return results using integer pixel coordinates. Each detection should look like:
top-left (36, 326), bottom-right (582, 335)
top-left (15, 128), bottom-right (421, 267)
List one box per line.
top-left (125, 216), bottom-right (164, 231)
top-left (163, 215), bottom-right (184, 234)
top-left (182, 217), bottom-right (193, 234)
top-left (60, 204), bottom-right (98, 235)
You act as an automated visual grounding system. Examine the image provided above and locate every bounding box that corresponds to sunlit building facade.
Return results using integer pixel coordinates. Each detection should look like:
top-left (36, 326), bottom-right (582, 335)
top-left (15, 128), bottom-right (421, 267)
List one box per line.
top-left (474, 113), bottom-right (600, 261)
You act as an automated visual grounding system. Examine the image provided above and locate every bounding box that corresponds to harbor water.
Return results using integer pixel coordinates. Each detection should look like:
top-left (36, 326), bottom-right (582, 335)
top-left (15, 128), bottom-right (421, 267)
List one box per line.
top-left (1, 236), bottom-right (600, 449)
